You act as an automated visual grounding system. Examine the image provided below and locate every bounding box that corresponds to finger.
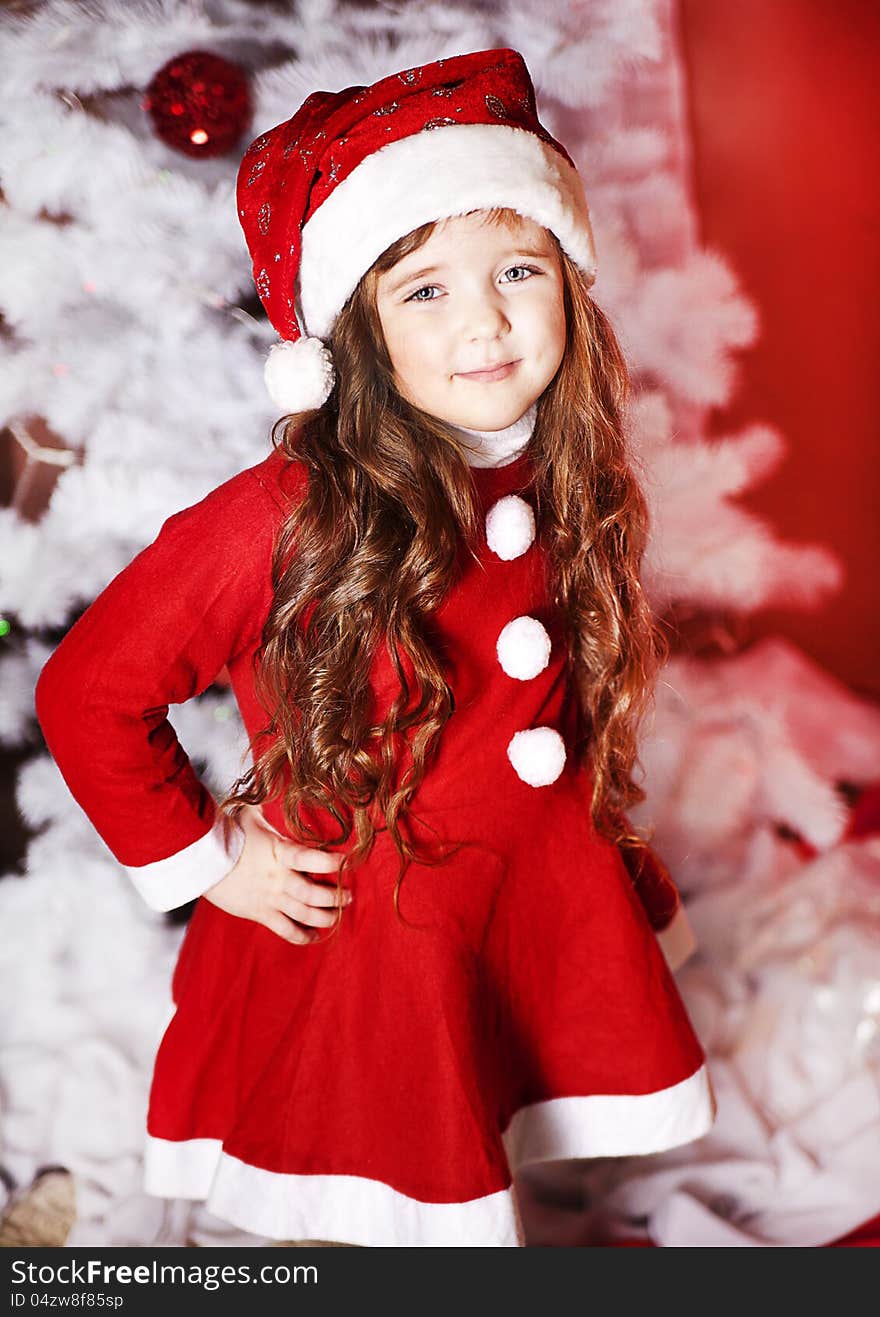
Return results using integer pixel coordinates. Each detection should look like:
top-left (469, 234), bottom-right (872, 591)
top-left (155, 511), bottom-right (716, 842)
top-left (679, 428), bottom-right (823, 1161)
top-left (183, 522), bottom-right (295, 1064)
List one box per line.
top-left (264, 912), bottom-right (317, 946)
top-left (279, 896), bottom-right (342, 930)
top-left (288, 873), bottom-right (353, 908)
top-left (281, 843), bottom-right (344, 875)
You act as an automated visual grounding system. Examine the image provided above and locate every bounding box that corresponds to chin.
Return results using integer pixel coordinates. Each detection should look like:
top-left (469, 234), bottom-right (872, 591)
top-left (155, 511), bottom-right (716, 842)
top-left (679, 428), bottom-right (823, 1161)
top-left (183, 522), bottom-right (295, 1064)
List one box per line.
top-left (450, 400), bottom-right (533, 432)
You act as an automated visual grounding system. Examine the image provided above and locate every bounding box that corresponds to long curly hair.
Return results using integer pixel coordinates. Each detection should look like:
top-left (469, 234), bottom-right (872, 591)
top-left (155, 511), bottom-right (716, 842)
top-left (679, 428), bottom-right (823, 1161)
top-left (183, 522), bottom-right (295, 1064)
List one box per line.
top-left (217, 207), bottom-right (667, 932)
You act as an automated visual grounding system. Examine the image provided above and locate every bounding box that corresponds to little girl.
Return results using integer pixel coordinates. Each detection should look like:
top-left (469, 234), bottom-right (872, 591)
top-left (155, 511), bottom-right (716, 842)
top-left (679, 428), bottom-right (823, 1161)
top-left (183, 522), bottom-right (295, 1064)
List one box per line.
top-left (35, 48), bottom-right (715, 1248)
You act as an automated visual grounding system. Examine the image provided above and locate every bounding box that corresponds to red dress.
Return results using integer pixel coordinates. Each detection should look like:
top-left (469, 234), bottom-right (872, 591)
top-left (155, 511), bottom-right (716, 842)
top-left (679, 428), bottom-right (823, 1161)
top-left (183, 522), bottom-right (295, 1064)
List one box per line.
top-left (35, 445), bottom-right (715, 1247)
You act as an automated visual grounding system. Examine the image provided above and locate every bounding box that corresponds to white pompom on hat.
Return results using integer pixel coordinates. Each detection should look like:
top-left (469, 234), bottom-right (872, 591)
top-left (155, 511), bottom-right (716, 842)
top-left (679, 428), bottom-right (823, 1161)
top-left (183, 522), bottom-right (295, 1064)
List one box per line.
top-left (236, 48), bottom-right (598, 415)
top-left (263, 338), bottom-right (335, 413)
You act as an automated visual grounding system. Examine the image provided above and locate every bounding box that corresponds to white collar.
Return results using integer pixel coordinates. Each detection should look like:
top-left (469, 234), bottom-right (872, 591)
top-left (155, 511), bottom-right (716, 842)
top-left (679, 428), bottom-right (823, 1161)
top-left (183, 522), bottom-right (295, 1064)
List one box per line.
top-left (449, 402), bottom-right (538, 468)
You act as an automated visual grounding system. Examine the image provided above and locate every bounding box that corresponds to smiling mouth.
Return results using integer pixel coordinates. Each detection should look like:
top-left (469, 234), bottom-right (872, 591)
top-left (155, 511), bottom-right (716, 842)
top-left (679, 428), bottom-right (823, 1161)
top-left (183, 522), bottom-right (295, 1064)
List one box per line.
top-left (456, 359), bottom-right (521, 382)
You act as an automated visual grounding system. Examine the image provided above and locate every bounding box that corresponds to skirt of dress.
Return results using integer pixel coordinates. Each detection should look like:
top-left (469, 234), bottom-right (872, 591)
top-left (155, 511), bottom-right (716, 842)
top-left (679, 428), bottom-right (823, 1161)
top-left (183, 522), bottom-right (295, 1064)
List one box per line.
top-left (143, 780), bottom-right (715, 1247)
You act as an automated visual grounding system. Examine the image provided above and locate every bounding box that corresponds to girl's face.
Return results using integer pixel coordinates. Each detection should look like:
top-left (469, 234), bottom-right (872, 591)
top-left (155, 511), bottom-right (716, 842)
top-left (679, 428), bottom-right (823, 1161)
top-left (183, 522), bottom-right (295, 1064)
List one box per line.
top-left (374, 210), bottom-right (566, 433)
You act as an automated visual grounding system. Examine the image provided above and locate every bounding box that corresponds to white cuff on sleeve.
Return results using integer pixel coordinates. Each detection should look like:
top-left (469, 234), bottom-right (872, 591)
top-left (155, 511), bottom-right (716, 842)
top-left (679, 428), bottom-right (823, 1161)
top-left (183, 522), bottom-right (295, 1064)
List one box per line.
top-left (124, 811), bottom-right (245, 913)
top-left (656, 903), bottom-right (697, 973)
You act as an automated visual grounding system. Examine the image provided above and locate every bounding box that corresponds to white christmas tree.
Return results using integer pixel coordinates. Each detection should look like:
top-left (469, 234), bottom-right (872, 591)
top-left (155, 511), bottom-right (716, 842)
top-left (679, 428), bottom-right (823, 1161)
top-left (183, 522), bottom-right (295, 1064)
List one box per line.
top-left (1, 0), bottom-right (877, 1248)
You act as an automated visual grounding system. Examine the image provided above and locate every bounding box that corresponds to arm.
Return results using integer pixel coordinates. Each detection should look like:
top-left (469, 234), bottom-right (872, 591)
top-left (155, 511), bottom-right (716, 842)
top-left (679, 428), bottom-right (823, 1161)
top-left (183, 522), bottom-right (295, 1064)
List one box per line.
top-left (34, 462), bottom-right (287, 913)
top-left (615, 819), bottom-right (697, 973)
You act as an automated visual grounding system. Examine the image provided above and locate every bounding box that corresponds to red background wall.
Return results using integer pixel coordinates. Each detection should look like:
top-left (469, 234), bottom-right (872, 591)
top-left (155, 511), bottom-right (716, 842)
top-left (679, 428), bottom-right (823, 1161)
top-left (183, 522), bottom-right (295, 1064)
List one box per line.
top-left (677, 0), bottom-right (880, 698)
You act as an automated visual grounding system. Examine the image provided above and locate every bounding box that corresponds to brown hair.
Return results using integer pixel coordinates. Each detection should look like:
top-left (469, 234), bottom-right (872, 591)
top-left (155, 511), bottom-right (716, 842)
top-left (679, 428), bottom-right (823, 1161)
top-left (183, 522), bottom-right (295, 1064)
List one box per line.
top-left (218, 207), bottom-right (667, 934)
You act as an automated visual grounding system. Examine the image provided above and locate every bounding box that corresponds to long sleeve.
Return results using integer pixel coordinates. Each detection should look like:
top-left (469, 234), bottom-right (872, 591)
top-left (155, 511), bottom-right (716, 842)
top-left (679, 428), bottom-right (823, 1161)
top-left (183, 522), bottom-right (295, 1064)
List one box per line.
top-left (34, 459), bottom-right (287, 912)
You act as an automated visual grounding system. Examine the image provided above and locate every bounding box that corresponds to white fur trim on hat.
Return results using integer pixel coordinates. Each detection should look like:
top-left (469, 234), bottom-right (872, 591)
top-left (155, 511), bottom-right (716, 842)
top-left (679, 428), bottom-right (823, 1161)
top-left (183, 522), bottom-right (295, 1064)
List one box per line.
top-left (507, 726), bottom-right (567, 787)
top-left (496, 615), bottom-right (551, 680)
top-left (264, 337), bottom-right (335, 413)
top-left (485, 494), bottom-right (536, 560)
top-left (299, 123), bottom-right (596, 339)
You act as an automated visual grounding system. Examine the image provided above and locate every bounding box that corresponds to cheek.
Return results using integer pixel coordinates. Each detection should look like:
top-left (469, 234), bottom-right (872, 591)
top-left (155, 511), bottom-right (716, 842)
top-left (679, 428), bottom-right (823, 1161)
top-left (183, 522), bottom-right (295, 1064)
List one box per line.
top-left (532, 290), bottom-right (567, 369)
top-left (385, 317), bottom-right (445, 391)
top-left (551, 305), bottom-right (567, 368)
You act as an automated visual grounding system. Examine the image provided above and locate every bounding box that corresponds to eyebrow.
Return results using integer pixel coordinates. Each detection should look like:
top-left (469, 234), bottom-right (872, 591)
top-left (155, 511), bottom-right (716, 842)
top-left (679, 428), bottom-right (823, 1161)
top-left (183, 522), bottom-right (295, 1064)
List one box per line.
top-left (385, 244), bottom-right (556, 296)
top-left (386, 265), bottom-right (443, 295)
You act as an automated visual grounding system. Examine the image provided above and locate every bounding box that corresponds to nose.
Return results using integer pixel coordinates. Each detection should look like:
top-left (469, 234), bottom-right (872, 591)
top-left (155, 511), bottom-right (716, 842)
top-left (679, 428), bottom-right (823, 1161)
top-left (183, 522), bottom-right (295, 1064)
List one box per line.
top-left (462, 287), bottom-right (510, 342)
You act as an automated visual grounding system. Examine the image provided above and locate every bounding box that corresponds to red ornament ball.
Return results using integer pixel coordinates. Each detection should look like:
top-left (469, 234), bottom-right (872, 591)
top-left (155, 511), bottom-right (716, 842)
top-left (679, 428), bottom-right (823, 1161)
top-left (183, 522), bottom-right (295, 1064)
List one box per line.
top-left (144, 50), bottom-right (252, 158)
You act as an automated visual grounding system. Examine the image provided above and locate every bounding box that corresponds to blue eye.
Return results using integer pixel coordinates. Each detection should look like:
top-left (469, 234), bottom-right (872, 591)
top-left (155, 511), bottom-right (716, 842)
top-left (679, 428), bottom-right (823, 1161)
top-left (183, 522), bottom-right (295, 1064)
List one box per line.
top-left (502, 265), bottom-right (538, 283)
top-left (402, 265), bottom-right (541, 302)
top-left (405, 285), bottom-right (440, 303)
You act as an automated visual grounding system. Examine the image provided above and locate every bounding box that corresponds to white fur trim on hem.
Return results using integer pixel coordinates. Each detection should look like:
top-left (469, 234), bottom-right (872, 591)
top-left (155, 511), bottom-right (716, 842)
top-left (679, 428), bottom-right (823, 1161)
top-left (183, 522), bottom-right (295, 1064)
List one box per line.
top-left (656, 904), bottom-right (698, 973)
top-left (502, 1064), bottom-right (716, 1169)
top-left (299, 123), bottom-right (597, 339)
top-left (143, 1138), bottom-right (523, 1247)
top-left (125, 813), bottom-right (244, 913)
top-left (143, 1069), bottom-right (714, 1246)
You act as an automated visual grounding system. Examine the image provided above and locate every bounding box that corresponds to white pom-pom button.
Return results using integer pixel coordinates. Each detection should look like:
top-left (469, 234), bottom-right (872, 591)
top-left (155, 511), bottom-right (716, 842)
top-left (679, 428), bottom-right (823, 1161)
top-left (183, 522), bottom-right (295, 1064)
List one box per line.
top-left (507, 727), bottom-right (567, 787)
top-left (485, 495), bottom-right (536, 561)
top-left (496, 616), bottom-right (551, 680)
top-left (264, 336), bottom-right (335, 413)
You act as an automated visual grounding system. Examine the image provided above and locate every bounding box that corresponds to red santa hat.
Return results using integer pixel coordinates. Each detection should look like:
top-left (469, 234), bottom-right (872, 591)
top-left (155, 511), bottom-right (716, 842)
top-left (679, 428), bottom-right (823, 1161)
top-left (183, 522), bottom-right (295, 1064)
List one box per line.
top-left (236, 47), bottom-right (598, 414)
